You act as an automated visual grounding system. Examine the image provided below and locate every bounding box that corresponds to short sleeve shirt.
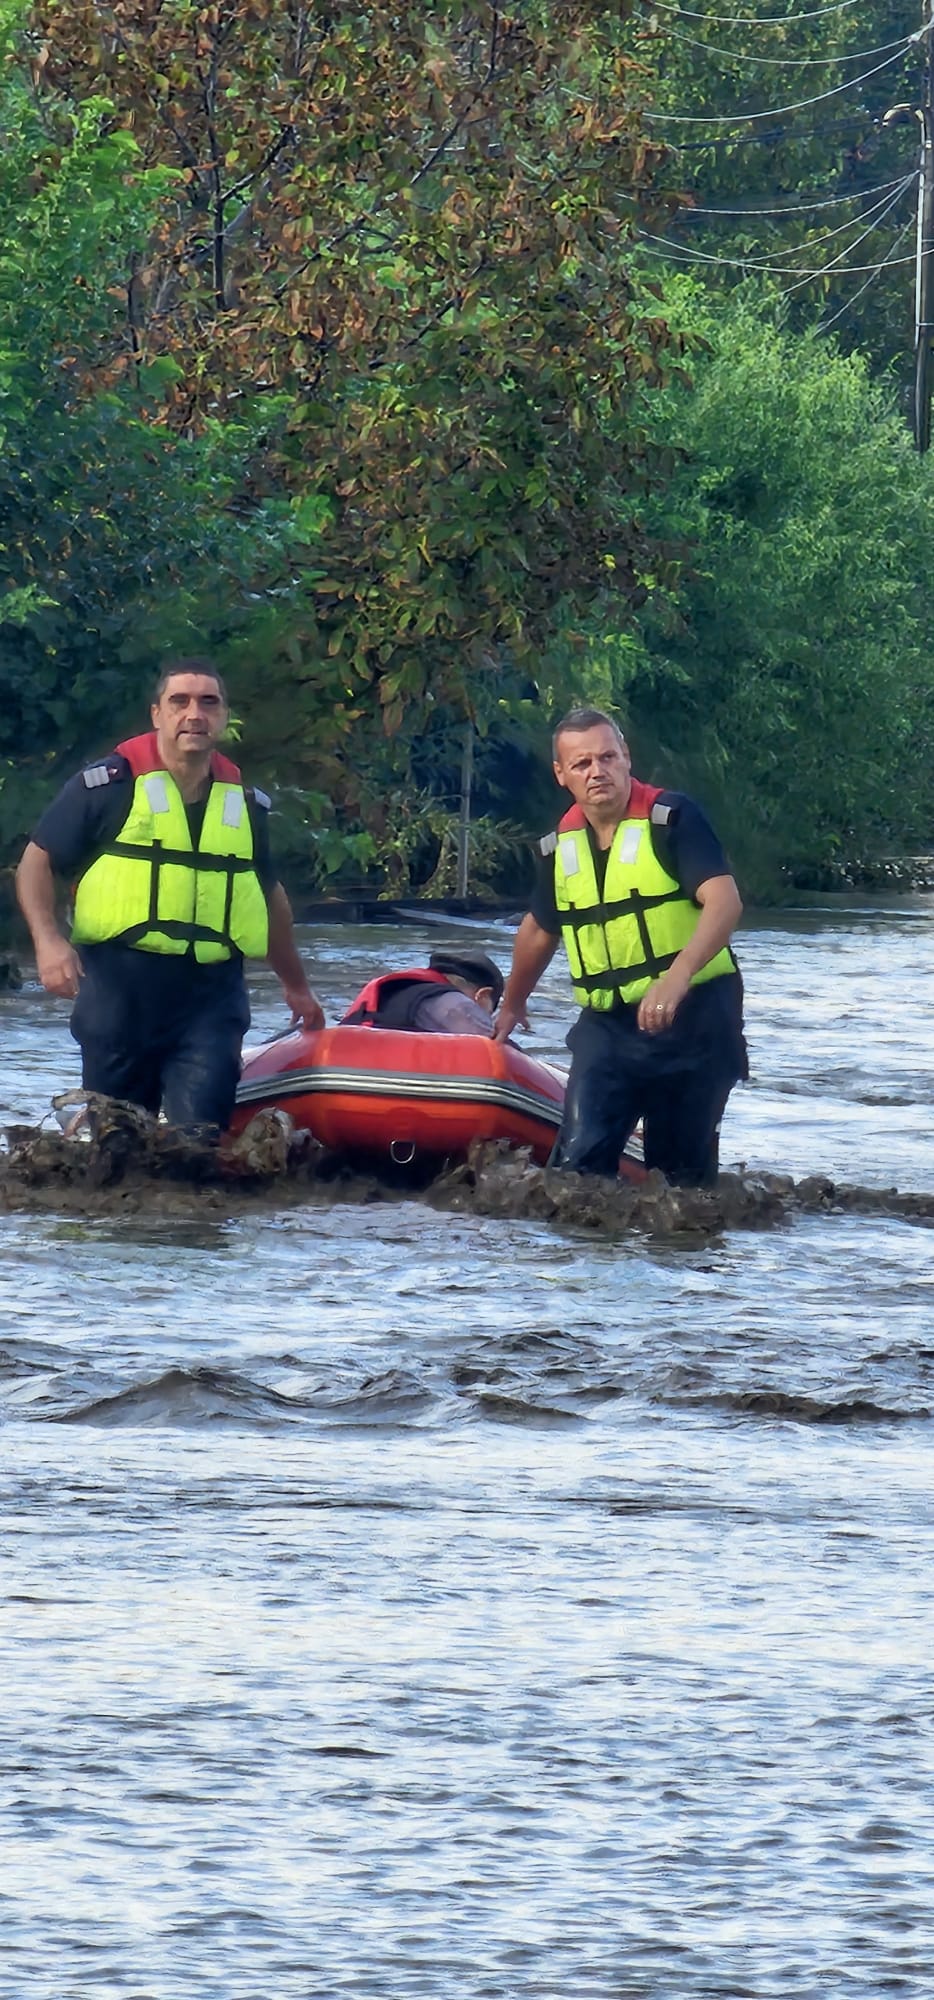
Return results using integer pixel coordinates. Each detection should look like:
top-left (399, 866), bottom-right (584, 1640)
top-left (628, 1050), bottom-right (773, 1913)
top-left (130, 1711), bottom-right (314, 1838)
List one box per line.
top-left (530, 788), bottom-right (734, 936)
top-left (31, 755), bottom-right (278, 896)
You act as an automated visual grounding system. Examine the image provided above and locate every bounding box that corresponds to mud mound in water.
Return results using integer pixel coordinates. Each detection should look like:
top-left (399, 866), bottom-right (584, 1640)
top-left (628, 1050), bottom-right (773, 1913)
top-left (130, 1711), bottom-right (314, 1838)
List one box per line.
top-left (0, 1097), bottom-right (321, 1210)
top-left (432, 1147), bottom-right (934, 1233)
top-left (2, 1103), bottom-right (934, 1233)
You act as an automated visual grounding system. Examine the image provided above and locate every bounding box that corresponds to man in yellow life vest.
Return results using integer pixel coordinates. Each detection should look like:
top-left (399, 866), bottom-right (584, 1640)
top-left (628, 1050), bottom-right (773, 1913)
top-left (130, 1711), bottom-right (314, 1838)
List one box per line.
top-left (494, 708), bottom-right (747, 1185)
top-left (16, 658), bottom-right (325, 1131)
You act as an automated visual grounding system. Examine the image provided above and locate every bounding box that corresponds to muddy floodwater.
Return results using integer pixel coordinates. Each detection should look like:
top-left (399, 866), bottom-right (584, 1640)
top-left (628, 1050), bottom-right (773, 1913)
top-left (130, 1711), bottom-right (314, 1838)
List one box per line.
top-left (2, 904), bottom-right (933, 2000)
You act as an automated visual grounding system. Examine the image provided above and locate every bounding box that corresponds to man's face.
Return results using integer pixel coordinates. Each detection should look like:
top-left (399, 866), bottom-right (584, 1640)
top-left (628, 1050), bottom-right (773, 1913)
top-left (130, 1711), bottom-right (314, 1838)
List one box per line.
top-left (152, 673), bottom-right (228, 762)
top-left (553, 724), bottom-right (631, 819)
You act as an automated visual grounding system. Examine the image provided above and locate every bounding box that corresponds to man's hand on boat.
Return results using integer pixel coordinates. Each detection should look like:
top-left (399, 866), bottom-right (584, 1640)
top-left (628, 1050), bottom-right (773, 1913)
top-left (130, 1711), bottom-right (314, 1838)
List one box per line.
top-left (492, 999), bottom-right (531, 1043)
top-left (493, 916), bottom-right (560, 1043)
top-left (282, 981), bottom-right (326, 1031)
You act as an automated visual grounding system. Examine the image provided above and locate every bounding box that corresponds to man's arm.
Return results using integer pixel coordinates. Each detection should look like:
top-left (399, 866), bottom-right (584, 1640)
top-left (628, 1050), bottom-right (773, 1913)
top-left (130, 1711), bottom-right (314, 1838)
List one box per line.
top-left (637, 873), bottom-right (742, 1035)
top-left (266, 882), bottom-right (325, 1030)
top-left (16, 842), bottom-right (84, 999)
top-left (492, 915), bottom-right (559, 1043)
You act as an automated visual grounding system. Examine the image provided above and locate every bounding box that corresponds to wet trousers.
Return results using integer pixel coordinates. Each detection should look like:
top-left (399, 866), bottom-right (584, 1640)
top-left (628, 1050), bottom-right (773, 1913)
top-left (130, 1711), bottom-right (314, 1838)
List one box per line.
top-left (71, 944), bottom-right (250, 1130)
top-left (553, 997), bottom-right (744, 1187)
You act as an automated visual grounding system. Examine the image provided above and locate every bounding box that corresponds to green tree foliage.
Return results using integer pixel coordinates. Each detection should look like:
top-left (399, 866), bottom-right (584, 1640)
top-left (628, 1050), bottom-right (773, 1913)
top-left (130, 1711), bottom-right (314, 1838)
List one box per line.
top-left (617, 283), bottom-right (934, 893)
top-left (25, 0), bottom-right (683, 848)
top-left (0, 2), bottom-right (313, 854)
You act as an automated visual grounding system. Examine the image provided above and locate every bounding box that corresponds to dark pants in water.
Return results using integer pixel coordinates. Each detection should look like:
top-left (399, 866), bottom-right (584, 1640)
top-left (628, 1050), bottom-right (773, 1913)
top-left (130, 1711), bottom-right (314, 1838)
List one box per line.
top-left (553, 978), bottom-right (747, 1187)
top-left (71, 943), bottom-right (251, 1130)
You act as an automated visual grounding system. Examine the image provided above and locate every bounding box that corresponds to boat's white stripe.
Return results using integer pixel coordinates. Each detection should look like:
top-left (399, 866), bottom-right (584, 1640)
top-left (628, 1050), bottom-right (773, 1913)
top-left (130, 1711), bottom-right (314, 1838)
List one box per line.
top-left (236, 1066), bottom-right (564, 1126)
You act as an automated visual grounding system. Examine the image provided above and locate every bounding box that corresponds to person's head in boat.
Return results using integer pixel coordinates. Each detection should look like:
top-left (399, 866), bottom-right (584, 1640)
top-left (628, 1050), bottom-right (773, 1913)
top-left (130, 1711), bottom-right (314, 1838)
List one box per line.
top-left (428, 949), bottom-right (504, 1016)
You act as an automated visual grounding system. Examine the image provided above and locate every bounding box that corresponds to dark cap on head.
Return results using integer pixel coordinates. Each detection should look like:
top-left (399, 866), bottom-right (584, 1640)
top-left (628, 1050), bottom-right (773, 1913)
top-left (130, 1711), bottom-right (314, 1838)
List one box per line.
top-left (429, 948), bottom-right (504, 1009)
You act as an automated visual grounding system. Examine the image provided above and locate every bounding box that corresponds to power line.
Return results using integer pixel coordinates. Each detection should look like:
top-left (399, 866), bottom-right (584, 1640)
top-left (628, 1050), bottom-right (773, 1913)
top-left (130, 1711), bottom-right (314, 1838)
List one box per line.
top-left (643, 173), bottom-right (917, 270)
top-left (689, 171), bottom-right (917, 261)
top-left (662, 174), bottom-right (914, 214)
top-left (646, 39), bottom-right (920, 125)
top-left (817, 213), bottom-right (917, 328)
top-left (778, 175), bottom-right (921, 289)
top-left (636, 222), bottom-right (915, 275)
top-left (649, 0), bottom-right (865, 23)
top-left (671, 116), bottom-right (882, 147)
top-left (659, 29), bottom-right (913, 67)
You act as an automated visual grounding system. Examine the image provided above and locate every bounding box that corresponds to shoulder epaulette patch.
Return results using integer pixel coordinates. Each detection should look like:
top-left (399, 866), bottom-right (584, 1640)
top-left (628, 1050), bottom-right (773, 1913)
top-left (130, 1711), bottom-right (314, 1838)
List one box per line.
top-left (82, 762), bottom-right (117, 790)
top-left (251, 787), bottom-right (271, 811)
top-left (650, 801), bottom-right (675, 827)
top-left (539, 830), bottom-right (558, 856)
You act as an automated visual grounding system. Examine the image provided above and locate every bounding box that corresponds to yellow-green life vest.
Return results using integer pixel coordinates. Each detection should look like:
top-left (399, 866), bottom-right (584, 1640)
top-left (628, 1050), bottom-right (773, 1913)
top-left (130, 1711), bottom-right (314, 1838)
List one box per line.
top-left (551, 815), bottom-right (735, 1010)
top-left (72, 770), bottom-right (270, 963)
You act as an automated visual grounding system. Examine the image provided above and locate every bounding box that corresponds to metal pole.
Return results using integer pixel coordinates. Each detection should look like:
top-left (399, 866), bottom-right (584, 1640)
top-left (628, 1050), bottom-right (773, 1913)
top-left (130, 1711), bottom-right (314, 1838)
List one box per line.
top-left (915, 11), bottom-right (934, 450)
top-left (455, 721), bottom-right (474, 900)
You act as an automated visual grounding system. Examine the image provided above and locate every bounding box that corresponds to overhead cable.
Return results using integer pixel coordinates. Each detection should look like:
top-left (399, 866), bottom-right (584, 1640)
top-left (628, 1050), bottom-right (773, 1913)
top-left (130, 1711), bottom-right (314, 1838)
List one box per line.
top-left (640, 175), bottom-right (916, 278)
top-left (778, 175), bottom-right (918, 293)
top-left (663, 174), bottom-right (912, 214)
top-left (658, 29), bottom-right (913, 67)
top-left (817, 215), bottom-right (917, 329)
top-left (672, 171), bottom-right (917, 263)
top-left (637, 219), bottom-right (915, 276)
top-left (649, 0), bottom-right (867, 24)
top-left (671, 117), bottom-right (880, 147)
top-left (646, 40), bottom-right (919, 125)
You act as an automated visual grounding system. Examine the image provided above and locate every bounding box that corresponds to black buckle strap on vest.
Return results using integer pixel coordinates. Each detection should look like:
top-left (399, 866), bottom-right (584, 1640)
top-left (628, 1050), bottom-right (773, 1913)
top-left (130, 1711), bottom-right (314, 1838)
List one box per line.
top-left (559, 886), bottom-right (682, 930)
top-left (119, 917), bottom-right (239, 948)
top-left (108, 838), bottom-right (256, 874)
top-left (630, 886), bottom-right (663, 980)
top-left (221, 862), bottom-right (236, 954)
top-left (574, 949), bottom-right (681, 997)
top-left (148, 837), bottom-right (162, 931)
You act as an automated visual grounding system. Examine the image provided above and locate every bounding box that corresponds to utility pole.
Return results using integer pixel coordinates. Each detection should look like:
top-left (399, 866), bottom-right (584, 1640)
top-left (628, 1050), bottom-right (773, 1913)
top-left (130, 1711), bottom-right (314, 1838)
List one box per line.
top-left (914, 9), bottom-right (934, 451)
top-left (885, 5), bottom-right (934, 449)
top-left (455, 720), bottom-right (474, 901)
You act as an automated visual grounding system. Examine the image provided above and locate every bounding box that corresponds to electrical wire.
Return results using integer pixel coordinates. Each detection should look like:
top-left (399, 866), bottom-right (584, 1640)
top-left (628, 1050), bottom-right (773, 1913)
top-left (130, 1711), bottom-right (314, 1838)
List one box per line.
top-left (637, 201), bottom-right (916, 273)
top-left (649, 0), bottom-right (867, 24)
top-left (817, 212), bottom-right (916, 328)
top-left (778, 174), bottom-right (917, 291)
top-left (669, 171), bottom-right (916, 263)
top-left (657, 28), bottom-right (913, 67)
top-left (645, 39), bottom-right (920, 124)
top-left (661, 174), bottom-right (912, 215)
top-left (671, 117), bottom-right (881, 147)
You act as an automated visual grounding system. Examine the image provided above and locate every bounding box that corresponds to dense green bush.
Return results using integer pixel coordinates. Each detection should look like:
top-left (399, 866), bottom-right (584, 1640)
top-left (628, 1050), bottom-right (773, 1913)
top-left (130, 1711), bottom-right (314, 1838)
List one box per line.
top-left (584, 283), bottom-right (934, 895)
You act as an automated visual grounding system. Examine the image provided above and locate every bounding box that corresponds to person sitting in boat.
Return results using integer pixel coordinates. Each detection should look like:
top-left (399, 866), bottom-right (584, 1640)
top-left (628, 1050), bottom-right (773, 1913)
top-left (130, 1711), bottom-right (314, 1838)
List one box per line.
top-left (341, 949), bottom-right (504, 1036)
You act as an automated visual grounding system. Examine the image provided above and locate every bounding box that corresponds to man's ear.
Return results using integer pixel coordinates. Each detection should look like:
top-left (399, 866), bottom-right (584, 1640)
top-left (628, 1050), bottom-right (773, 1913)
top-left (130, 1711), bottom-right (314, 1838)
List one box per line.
top-left (474, 985), bottom-right (494, 1014)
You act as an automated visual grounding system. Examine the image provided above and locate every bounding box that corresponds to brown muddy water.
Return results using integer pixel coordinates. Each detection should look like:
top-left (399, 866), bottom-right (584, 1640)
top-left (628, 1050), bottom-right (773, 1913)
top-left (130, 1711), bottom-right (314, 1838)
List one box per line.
top-left (1, 905), bottom-right (933, 2000)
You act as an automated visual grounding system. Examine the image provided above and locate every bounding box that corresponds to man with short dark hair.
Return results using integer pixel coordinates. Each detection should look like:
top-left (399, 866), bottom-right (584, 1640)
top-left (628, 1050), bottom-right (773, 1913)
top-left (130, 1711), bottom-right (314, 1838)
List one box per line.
top-left (495, 708), bottom-right (747, 1185)
top-left (16, 658), bottom-right (324, 1129)
top-left (342, 948), bottom-right (504, 1035)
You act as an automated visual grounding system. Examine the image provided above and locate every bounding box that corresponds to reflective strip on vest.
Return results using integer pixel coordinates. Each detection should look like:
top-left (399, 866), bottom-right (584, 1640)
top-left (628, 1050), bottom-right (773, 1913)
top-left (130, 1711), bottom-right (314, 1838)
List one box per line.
top-left (553, 819), bottom-right (734, 1009)
top-left (71, 772), bottom-right (269, 963)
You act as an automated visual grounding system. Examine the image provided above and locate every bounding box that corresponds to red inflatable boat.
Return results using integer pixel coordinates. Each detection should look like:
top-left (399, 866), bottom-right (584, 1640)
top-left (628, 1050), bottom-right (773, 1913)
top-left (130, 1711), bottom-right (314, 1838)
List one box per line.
top-left (230, 1025), bottom-right (567, 1166)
